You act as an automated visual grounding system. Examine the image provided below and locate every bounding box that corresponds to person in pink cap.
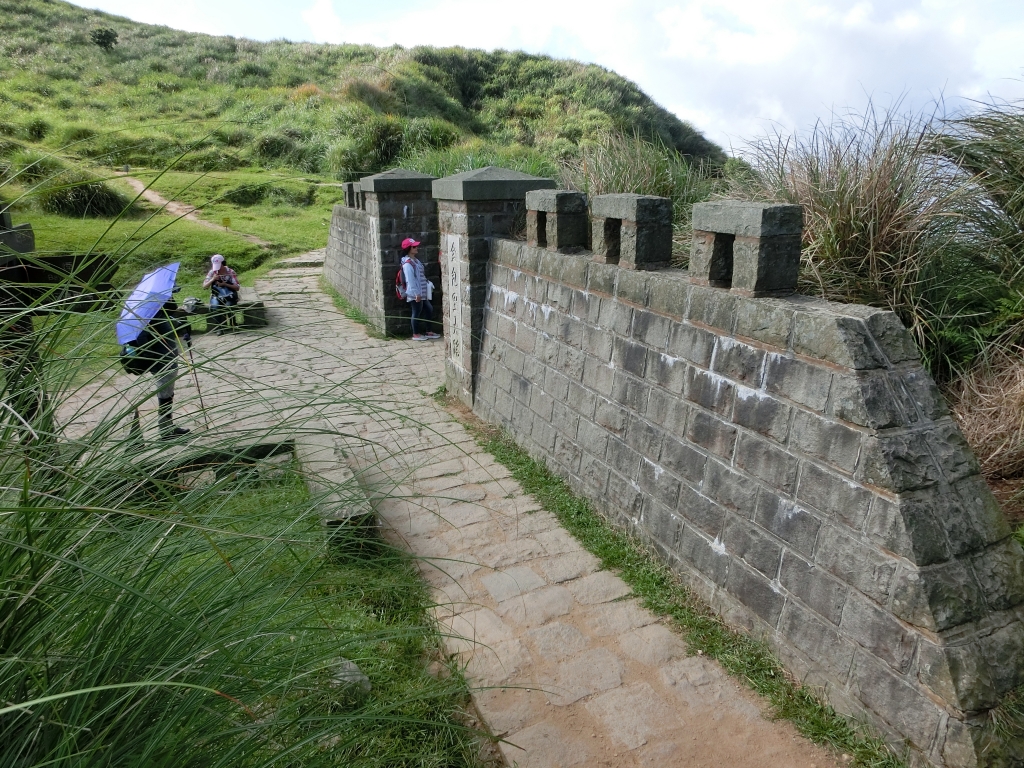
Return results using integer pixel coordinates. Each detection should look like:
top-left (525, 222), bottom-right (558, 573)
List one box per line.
top-left (202, 254), bottom-right (240, 335)
top-left (400, 238), bottom-right (439, 340)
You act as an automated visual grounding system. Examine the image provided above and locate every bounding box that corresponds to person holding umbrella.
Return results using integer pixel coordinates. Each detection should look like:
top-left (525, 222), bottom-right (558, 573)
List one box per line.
top-left (118, 263), bottom-right (194, 440)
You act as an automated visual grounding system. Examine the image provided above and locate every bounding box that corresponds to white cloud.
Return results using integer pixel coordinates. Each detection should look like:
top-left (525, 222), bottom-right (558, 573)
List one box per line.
top-left (84, 0), bottom-right (1024, 150)
top-left (299, 0), bottom-right (346, 44)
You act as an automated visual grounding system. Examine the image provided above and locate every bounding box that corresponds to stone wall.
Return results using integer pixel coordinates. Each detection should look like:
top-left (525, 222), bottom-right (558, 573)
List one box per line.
top-left (323, 165), bottom-right (1024, 766)
top-left (324, 169), bottom-right (440, 336)
top-left (465, 220), bottom-right (1024, 767)
top-left (325, 205), bottom-right (373, 318)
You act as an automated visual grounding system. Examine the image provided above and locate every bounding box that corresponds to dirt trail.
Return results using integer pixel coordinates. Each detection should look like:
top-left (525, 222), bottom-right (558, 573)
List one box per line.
top-left (119, 176), bottom-right (272, 247)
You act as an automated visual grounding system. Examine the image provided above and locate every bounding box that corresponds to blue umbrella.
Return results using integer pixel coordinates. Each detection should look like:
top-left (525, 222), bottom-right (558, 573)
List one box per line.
top-left (116, 262), bottom-right (180, 345)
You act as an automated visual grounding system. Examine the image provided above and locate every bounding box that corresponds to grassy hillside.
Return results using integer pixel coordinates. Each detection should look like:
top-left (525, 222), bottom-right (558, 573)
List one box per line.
top-left (0, 0), bottom-right (724, 179)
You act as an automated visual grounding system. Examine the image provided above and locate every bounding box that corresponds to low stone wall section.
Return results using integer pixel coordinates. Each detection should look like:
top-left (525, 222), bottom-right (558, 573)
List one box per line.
top-left (472, 237), bottom-right (1024, 767)
top-left (324, 205), bottom-right (376, 323)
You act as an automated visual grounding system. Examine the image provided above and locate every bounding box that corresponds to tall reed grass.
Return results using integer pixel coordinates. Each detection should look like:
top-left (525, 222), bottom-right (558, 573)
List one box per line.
top-left (732, 103), bottom-right (1013, 379)
top-left (0, 158), bottom-right (487, 766)
top-left (558, 132), bottom-right (723, 263)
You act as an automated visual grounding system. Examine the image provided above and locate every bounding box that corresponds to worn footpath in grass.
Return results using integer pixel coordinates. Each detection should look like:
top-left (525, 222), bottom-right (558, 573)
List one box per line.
top-left (132, 168), bottom-right (344, 254)
top-left (451, 407), bottom-right (906, 768)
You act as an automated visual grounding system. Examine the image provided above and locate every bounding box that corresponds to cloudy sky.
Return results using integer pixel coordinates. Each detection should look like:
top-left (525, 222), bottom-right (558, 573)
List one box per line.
top-left (83, 0), bottom-right (1024, 152)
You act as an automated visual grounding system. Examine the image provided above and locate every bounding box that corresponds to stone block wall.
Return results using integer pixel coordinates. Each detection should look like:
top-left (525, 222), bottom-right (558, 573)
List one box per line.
top-left (323, 168), bottom-right (439, 336)
top-left (471, 236), bottom-right (1024, 767)
top-left (324, 204), bottom-right (374, 320)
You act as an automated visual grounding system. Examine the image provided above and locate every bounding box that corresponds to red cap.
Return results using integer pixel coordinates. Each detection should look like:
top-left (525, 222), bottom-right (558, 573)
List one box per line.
top-left (401, 238), bottom-right (421, 249)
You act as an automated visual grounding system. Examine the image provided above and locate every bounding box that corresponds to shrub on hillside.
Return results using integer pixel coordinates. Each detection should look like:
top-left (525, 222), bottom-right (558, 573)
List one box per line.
top-left (253, 132), bottom-right (296, 160)
top-left (60, 124), bottom-right (97, 146)
top-left (405, 117), bottom-right (460, 151)
top-left (222, 183), bottom-right (269, 206)
top-left (37, 172), bottom-right (134, 217)
top-left (9, 148), bottom-right (66, 182)
top-left (26, 118), bottom-right (50, 141)
top-left (213, 126), bottom-right (254, 148)
top-left (90, 27), bottom-right (118, 51)
top-left (340, 77), bottom-right (400, 113)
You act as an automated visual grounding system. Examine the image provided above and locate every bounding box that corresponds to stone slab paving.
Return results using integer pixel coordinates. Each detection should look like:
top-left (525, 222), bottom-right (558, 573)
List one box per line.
top-left (57, 254), bottom-right (839, 768)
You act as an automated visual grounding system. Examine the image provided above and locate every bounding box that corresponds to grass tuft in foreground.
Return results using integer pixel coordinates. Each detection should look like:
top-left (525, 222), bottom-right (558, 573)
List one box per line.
top-left (466, 420), bottom-right (906, 768)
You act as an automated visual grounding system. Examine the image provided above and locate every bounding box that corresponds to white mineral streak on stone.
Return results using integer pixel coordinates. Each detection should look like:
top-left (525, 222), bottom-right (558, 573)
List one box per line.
top-left (735, 384), bottom-right (771, 402)
top-left (511, 269), bottom-right (522, 281)
top-left (711, 537), bottom-right (726, 555)
top-left (541, 304), bottom-right (553, 320)
top-left (504, 291), bottom-right (519, 309)
top-left (660, 353), bottom-right (677, 367)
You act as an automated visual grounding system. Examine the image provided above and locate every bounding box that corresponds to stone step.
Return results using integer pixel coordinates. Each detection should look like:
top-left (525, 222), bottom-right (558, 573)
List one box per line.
top-left (266, 267), bottom-right (323, 278)
top-left (278, 253), bottom-right (326, 269)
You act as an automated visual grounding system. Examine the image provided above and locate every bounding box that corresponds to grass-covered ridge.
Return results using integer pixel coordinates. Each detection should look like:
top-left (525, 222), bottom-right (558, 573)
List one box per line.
top-left (0, 0), bottom-right (724, 178)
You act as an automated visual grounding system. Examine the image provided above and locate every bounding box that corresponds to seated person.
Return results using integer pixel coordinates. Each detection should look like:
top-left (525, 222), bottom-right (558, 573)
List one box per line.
top-left (202, 254), bottom-right (240, 335)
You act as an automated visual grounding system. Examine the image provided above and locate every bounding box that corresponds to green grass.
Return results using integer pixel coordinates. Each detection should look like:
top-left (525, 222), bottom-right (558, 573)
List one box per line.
top-left (1, 268), bottom-right (490, 765)
top-left (462, 414), bottom-right (905, 768)
top-left (131, 168), bottom-right (344, 254)
top-left (0, 0), bottom-right (723, 185)
top-left (14, 209), bottom-right (272, 286)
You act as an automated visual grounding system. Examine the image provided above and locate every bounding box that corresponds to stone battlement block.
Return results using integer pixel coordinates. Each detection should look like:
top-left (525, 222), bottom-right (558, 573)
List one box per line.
top-left (525, 189), bottom-right (588, 214)
top-left (360, 168), bottom-right (436, 194)
top-left (590, 193), bottom-right (672, 270)
top-left (526, 190), bottom-right (588, 251)
top-left (432, 166), bottom-right (555, 202)
top-left (691, 201), bottom-right (803, 297)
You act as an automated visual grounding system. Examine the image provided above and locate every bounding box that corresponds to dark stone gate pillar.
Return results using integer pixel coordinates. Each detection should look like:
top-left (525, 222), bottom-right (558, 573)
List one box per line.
top-left (432, 167), bottom-right (554, 408)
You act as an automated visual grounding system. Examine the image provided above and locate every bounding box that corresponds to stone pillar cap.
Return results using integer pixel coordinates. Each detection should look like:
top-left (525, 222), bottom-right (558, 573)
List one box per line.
top-left (525, 189), bottom-right (588, 213)
top-left (590, 193), bottom-right (672, 223)
top-left (692, 200), bottom-right (803, 238)
top-left (432, 166), bottom-right (556, 201)
top-left (360, 168), bottom-right (436, 193)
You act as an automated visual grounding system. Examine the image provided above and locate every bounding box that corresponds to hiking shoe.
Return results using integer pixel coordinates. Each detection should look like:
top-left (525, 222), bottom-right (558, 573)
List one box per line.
top-left (412, 334), bottom-right (427, 341)
top-left (425, 332), bottom-right (441, 339)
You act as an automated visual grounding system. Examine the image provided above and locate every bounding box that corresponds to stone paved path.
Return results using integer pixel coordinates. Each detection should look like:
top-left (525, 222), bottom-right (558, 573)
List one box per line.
top-left (61, 254), bottom-right (838, 768)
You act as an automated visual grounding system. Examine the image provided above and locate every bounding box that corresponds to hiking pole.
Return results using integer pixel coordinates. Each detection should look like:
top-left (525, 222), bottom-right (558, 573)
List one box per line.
top-left (186, 345), bottom-right (211, 430)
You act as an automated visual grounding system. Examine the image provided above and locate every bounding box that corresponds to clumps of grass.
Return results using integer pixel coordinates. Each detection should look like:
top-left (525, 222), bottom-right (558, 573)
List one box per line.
top-left (558, 131), bottom-right (723, 263)
top-left (733, 102), bottom-right (1011, 378)
top-left (950, 347), bottom-right (1024, 480)
top-left (4, 147), bottom-right (135, 217)
top-left (467, 422), bottom-right (905, 768)
top-left (36, 169), bottom-right (134, 216)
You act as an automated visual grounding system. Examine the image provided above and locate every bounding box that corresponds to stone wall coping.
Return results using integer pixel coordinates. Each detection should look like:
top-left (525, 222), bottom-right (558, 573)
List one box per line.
top-left (492, 239), bottom-right (919, 369)
top-left (432, 166), bottom-right (556, 201)
top-left (332, 203), bottom-right (369, 222)
top-left (525, 189), bottom-right (588, 213)
top-left (590, 193), bottom-right (672, 223)
top-left (693, 200), bottom-right (803, 238)
top-left (360, 168), bottom-right (436, 193)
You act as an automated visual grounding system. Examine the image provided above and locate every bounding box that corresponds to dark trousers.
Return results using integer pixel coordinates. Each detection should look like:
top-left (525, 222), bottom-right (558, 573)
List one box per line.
top-left (410, 299), bottom-right (434, 335)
